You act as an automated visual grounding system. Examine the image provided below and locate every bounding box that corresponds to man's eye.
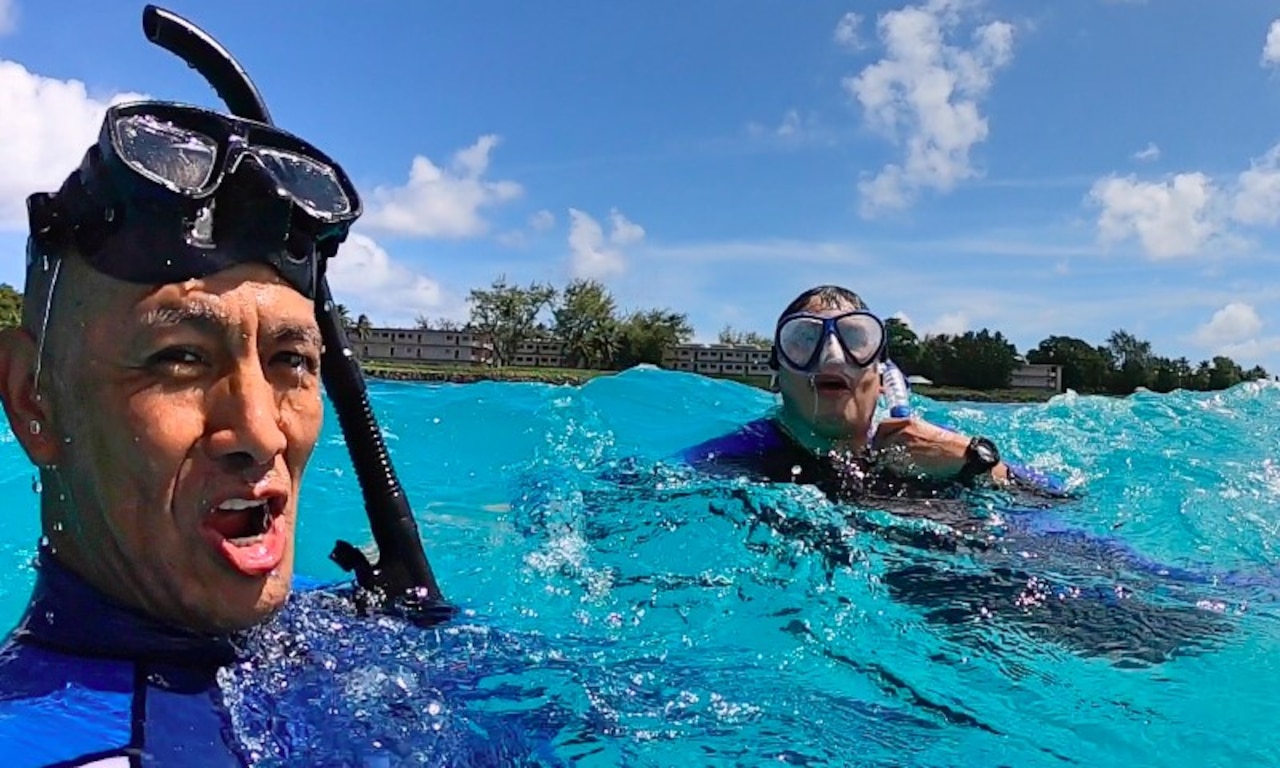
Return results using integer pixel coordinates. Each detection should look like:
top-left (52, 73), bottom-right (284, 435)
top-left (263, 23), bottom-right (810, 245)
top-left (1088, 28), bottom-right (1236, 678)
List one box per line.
top-left (276, 351), bottom-right (319, 374)
top-left (149, 348), bottom-right (206, 369)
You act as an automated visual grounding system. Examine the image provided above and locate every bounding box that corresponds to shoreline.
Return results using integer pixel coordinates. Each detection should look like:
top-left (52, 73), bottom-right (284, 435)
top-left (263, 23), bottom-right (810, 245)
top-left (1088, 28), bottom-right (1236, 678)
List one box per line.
top-left (360, 364), bottom-right (1060, 403)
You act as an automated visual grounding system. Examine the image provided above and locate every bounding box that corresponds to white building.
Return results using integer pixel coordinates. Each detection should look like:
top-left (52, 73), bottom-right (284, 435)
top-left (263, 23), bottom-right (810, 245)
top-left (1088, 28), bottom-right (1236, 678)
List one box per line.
top-left (351, 327), bottom-right (566, 368)
top-left (661, 343), bottom-right (773, 379)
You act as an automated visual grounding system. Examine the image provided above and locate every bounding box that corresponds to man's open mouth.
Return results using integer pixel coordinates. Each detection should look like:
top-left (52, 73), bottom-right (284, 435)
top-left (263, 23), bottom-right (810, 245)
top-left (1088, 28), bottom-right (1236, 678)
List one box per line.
top-left (206, 497), bottom-right (278, 544)
top-left (200, 493), bottom-right (289, 577)
top-left (813, 373), bottom-right (851, 392)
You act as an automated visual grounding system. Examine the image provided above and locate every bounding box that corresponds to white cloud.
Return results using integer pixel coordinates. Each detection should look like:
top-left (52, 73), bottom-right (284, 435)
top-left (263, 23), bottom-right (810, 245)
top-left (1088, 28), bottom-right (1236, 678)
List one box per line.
top-left (924, 310), bottom-right (970, 336)
top-left (328, 233), bottom-right (447, 326)
top-left (1190, 302), bottom-right (1280, 368)
top-left (1088, 172), bottom-right (1218, 258)
top-left (608, 208), bottom-right (645, 246)
top-left (889, 310), bottom-right (914, 329)
top-left (1194, 302), bottom-right (1264, 347)
top-left (845, 0), bottom-right (1015, 217)
top-left (362, 135), bottom-right (522, 238)
top-left (529, 209), bottom-right (555, 231)
top-left (567, 207), bottom-right (645, 280)
top-left (745, 108), bottom-right (828, 145)
top-left (0, 0), bottom-right (16, 35)
top-left (1089, 142), bottom-right (1280, 257)
top-left (1219, 336), bottom-right (1280, 365)
top-left (0, 59), bottom-right (146, 229)
top-left (1132, 142), bottom-right (1161, 162)
top-left (1263, 20), bottom-right (1280, 67)
top-left (1231, 145), bottom-right (1280, 225)
top-left (834, 12), bottom-right (865, 50)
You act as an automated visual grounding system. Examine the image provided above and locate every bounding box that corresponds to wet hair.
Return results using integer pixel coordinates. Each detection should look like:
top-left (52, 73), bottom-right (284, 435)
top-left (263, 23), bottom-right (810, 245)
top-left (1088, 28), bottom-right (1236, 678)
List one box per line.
top-left (773, 285), bottom-right (867, 328)
top-left (768, 285), bottom-right (869, 370)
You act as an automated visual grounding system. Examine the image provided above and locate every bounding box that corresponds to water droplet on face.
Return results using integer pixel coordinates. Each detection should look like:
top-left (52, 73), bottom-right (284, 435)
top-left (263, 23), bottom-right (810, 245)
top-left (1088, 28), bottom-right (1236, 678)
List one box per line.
top-left (38, 535), bottom-right (49, 548)
top-left (31, 477), bottom-right (42, 494)
top-left (44, 611), bottom-right (54, 624)
top-left (52, 521), bottom-right (63, 532)
top-left (324, 301), bottom-right (334, 313)
top-left (103, 207), bottom-right (115, 222)
top-left (28, 421), bottom-right (41, 435)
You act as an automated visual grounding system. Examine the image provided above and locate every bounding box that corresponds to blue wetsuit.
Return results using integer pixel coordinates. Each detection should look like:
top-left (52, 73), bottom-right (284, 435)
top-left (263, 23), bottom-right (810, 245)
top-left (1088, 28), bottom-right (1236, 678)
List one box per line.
top-left (0, 551), bottom-right (568, 767)
top-left (0, 550), bottom-right (243, 767)
top-left (677, 417), bottom-right (1275, 590)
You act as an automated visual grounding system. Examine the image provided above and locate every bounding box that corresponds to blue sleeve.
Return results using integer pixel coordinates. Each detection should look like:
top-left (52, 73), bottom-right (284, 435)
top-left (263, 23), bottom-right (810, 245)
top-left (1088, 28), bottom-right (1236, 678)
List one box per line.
top-left (676, 418), bottom-right (784, 474)
top-left (0, 644), bottom-right (136, 767)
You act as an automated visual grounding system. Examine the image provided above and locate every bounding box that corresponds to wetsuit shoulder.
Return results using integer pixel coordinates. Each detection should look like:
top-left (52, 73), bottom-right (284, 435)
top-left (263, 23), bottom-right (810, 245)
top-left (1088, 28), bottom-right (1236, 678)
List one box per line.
top-left (0, 639), bottom-right (136, 767)
top-left (677, 418), bottom-right (792, 477)
top-left (0, 636), bottom-right (244, 767)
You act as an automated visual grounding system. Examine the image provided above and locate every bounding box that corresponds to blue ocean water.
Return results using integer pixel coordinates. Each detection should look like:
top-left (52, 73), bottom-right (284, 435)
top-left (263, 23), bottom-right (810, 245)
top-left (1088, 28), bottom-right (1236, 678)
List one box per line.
top-left (1, 366), bottom-right (1277, 766)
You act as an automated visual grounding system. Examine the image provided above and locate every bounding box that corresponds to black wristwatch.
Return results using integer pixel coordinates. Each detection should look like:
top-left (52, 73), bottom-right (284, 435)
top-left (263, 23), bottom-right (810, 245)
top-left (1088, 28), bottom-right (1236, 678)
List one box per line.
top-left (956, 436), bottom-right (1000, 485)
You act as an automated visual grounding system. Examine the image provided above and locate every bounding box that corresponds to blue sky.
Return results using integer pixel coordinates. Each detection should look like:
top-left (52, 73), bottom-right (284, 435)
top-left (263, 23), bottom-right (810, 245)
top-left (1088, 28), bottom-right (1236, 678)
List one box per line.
top-left (3, 0), bottom-right (1280, 371)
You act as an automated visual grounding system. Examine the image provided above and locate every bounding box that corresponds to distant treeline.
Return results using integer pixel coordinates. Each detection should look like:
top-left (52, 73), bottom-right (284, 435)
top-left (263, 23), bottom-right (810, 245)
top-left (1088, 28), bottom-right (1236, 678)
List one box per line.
top-left (10, 268), bottom-right (1257, 396)
top-left (147, 272), bottom-right (1262, 395)
top-left (883, 319), bottom-right (1268, 394)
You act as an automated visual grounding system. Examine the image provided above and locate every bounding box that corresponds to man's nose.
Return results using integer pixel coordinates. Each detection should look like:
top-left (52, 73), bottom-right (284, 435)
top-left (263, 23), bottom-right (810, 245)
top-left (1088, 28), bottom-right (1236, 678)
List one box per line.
top-left (206, 361), bottom-right (288, 471)
top-left (816, 330), bottom-right (847, 366)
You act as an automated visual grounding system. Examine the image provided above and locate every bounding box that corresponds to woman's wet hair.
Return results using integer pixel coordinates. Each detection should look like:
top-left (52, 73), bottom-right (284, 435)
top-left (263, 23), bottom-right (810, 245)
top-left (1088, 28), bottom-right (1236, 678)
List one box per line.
top-left (774, 285), bottom-right (867, 329)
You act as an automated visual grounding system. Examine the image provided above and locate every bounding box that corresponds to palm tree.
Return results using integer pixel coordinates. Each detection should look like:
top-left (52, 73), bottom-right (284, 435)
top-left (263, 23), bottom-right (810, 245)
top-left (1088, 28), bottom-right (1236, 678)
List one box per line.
top-left (355, 314), bottom-right (373, 340)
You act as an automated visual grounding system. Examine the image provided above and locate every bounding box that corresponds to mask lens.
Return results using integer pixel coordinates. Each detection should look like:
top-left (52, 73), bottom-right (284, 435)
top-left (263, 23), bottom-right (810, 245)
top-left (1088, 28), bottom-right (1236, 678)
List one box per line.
top-left (777, 317), bottom-right (825, 368)
top-left (252, 147), bottom-right (353, 219)
top-left (114, 114), bottom-right (218, 192)
top-left (835, 313), bottom-right (884, 365)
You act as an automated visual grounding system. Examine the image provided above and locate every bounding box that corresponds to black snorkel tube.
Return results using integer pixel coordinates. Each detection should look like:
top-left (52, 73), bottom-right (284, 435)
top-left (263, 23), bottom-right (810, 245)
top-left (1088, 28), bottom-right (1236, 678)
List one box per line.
top-left (141, 5), bottom-right (452, 625)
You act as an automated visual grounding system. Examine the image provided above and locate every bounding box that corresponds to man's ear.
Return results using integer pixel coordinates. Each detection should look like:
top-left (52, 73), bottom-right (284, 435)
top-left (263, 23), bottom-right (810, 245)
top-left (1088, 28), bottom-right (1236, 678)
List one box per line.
top-left (0, 327), bottom-right (59, 467)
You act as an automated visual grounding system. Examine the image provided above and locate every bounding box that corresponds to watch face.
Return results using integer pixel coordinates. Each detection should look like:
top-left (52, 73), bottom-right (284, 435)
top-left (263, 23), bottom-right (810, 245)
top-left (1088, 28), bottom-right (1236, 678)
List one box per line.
top-left (971, 438), bottom-right (999, 465)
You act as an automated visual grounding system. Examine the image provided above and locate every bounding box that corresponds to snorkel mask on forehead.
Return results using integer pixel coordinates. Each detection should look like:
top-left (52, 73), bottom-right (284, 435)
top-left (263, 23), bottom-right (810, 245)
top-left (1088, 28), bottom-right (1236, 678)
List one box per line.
top-left (26, 100), bottom-right (362, 298)
top-left (770, 310), bottom-right (887, 372)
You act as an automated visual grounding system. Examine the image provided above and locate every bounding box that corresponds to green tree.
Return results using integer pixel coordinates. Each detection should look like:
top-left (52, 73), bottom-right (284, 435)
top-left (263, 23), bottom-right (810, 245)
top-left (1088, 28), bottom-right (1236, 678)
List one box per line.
top-left (1106, 329), bottom-right (1154, 393)
top-left (1207, 355), bottom-right (1245, 390)
top-left (415, 315), bottom-right (462, 331)
top-left (0, 284), bottom-right (23, 330)
top-left (1245, 364), bottom-right (1270, 381)
top-left (948, 329), bottom-right (1019, 389)
top-left (718, 326), bottom-right (770, 347)
top-left (553, 279), bottom-right (620, 369)
top-left (614, 309), bottom-right (694, 368)
top-left (916, 334), bottom-right (957, 385)
top-left (467, 276), bottom-right (557, 366)
top-left (1148, 356), bottom-right (1194, 393)
top-left (884, 317), bottom-right (922, 373)
top-left (334, 303), bottom-right (353, 332)
top-left (1026, 335), bottom-right (1113, 393)
top-left (354, 314), bottom-right (373, 340)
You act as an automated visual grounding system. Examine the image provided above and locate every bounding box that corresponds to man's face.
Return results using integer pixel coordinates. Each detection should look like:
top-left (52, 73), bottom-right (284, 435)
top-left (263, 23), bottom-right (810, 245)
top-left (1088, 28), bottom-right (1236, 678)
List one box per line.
top-left (776, 299), bottom-right (881, 441)
top-left (45, 262), bottom-right (324, 632)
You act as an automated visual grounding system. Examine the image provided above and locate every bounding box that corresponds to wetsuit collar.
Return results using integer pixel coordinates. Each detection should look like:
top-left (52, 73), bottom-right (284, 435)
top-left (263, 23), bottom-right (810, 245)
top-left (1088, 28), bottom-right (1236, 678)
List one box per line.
top-left (11, 545), bottom-right (239, 667)
top-left (772, 409), bottom-right (875, 457)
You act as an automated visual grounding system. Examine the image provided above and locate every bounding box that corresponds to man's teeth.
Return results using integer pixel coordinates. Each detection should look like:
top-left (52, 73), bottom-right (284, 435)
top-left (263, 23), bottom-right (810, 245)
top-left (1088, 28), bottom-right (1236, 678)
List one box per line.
top-left (218, 498), bottom-right (268, 511)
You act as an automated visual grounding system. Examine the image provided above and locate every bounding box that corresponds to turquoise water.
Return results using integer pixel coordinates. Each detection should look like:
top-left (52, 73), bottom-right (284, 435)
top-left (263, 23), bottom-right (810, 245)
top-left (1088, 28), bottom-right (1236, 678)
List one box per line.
top-left (1, 366), bottom-right (1278, 766)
